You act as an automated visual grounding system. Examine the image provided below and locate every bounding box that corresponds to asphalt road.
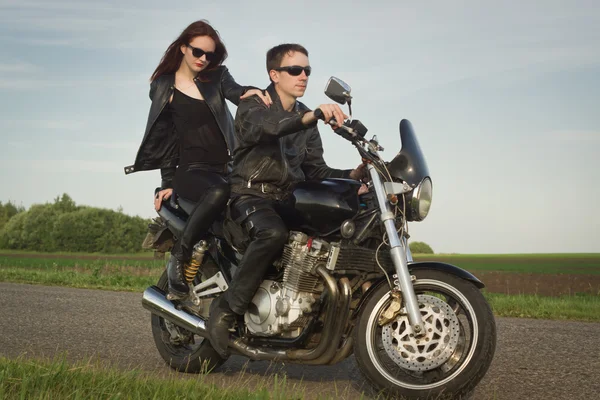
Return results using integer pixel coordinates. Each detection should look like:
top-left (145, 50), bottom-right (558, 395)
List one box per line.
top-left (1, 282), bottom-right (598, 399)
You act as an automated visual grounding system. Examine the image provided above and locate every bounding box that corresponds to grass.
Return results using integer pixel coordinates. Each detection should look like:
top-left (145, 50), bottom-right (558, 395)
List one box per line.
top-left (2, 251), bottom-right (599, 275)
top-left (0, 249), bottom-right (156, 259)
top-left (0, 267), bottom-right (159, 292)
top-left (0, 251), bottom-right (599, 320)
top-left (1, 268), bottom-right (598, 321)
top-left (0, 255), bottom-right (165, 270)
top-left (413, 253), bottom-right (600, 275)
top-left (0, 355), bottom-right (310, 400)
top-left (0, 254), bottom-right (165, 292)
top-left (485, 292), bottom-right (600, 322)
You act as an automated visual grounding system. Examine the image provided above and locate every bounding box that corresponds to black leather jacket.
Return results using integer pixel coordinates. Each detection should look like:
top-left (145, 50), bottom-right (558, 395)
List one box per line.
top-left (124, 66), bottom-right (253, 188)
top-left (229, 84), bottom-right (352, 198)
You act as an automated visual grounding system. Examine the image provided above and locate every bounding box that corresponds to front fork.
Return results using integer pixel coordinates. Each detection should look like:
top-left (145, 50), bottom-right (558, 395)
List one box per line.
top-left (368, 164), bottom-right (424, 335)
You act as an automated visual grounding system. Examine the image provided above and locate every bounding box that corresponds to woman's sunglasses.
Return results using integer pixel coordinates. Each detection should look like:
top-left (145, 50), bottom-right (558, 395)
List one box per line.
top-left (187, 44), bottom-right (216, 63)
top-left (274, 66), bottom-right (312, 77)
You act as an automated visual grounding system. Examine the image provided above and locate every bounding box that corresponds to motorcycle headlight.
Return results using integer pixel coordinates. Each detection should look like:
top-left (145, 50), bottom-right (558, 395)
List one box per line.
top-left (408, 177), bottom-right (433, 221)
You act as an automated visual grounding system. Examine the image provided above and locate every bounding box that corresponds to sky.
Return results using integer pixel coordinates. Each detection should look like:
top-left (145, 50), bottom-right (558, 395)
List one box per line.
top-left (0, 0), bottom-right (598, 254)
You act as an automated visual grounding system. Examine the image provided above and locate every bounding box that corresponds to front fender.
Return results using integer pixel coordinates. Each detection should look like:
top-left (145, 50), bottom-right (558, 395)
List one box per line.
top-left (408, 261), bottom-right (485, 289)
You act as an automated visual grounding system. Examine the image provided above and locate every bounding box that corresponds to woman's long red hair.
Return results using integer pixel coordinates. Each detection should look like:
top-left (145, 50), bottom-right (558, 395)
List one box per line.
top-left (150, 20), bottom-right (228, 82)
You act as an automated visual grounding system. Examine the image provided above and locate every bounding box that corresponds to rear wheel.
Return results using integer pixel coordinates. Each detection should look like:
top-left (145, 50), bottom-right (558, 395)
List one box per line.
top-left (354, 269), bottom-right (496, 399)
top-left (150, 262), bottom-right (226, 373)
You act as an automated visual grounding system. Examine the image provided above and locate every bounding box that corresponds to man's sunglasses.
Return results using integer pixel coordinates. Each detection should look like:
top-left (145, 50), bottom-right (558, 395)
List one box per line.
top-left (187, 44), bottom-right (216, 62)
top-left (274, 66), bottom-right (312, 77)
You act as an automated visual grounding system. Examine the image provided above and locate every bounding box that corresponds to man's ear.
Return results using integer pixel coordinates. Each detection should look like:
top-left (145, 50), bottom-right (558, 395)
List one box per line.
top-left (269, 70), bottom-right (279, 84)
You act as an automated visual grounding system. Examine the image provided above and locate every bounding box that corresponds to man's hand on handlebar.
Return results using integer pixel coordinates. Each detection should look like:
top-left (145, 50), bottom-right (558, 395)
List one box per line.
top-left (302, 104), bottom-right (348, 129)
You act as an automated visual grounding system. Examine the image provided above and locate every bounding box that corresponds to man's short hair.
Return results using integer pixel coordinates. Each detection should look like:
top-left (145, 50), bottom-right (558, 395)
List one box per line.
top-left (266, 43), bottom-right (309, 73)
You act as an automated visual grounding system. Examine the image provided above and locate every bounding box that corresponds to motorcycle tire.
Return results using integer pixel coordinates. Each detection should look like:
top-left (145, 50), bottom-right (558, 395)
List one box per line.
top-left (354, 269), bottom-right (496, 399)
top-left (150, 267), bottom-right (226, 373)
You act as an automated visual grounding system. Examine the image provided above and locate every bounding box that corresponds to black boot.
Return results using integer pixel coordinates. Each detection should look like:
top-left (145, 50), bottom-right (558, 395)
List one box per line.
top-left (167, 187), bottom-right (230, 298)
top-left (166, 245), bottom-right (189, 298)
top-left (207, 295), bottom-right (237, 358)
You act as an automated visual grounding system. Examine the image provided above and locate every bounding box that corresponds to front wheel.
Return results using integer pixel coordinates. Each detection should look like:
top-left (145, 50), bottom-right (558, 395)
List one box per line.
top-left (150, 265), bottom-right (226, 373)
top-left (354, 269), bottom-right (496, 399)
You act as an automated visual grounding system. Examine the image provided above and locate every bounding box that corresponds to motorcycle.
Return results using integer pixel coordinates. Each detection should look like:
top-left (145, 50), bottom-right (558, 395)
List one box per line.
top-left (141, 77), bottom-right (496, 399)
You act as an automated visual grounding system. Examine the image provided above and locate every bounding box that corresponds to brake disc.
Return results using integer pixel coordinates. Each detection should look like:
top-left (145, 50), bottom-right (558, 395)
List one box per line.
top-left (381, 294), bottom-right (460, 372)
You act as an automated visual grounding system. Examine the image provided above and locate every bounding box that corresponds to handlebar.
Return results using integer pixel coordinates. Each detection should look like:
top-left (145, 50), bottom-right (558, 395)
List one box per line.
top-left (313, 108), bottom-right (324, 120)
top-left (313, 108), bottom-right (354, 139)
top-left (313, 108), bottom-right (338, 127)
top-left (313, 108), bottom-right (384, 173)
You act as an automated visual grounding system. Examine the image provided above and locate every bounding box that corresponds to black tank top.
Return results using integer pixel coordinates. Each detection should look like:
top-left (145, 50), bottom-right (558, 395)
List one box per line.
top-left (169, 88), bottom-right (229, 167)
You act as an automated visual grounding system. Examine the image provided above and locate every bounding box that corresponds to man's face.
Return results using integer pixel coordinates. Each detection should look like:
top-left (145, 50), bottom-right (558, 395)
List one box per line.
top-left (180, 35), bottom-right (216, 74)
top-left (271, 51), bottom-right (310, 98)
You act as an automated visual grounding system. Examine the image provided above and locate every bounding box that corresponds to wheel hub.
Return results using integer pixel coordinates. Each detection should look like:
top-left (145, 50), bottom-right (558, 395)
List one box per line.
top-left (381, 294), bottom-right (460, 372)
top-left (164, 320), bottom-right (194, 345)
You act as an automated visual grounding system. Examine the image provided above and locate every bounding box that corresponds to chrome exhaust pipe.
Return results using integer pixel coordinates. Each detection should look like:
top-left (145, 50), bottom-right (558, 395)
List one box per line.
top-left (229, 339), bottom-right (287, 361)
top-left (141, 286), bottom-right (209, 338)
top-left (143, 270), bottom-right (351, 365)
top-left (285, 266), bottom-right (340, 361)
top-left (328, 336), bottom-right (354, 365)
top-left (297, 277), bottom-right (352, 365)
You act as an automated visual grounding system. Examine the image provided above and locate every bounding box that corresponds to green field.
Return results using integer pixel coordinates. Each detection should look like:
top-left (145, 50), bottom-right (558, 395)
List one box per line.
top-left (412, 253), bottom-right (600, 275)
top-left (0, 251), bottom-right (599, 321)
top-left (0, 252), bottom-right (164, 292)
top-left (0, 255), bottom-right (162, 269)
top-left (0, 249), bottom-right (155, 258)
top-left (1, 250), bottom-right (598, 274)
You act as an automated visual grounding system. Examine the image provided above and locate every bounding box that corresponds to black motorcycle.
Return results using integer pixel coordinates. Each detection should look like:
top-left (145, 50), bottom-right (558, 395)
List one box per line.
top-left (141, 77), bottom-right (496, 399)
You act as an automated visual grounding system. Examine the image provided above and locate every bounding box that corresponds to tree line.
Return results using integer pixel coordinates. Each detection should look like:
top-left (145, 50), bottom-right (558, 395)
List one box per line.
top-left (0, 194), bottom-right (435, 254)
top-left (0, 194), bottom-right (150, 253)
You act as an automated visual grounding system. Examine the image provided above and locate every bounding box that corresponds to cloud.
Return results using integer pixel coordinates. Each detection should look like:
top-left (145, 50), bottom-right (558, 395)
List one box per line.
top-left (42, 120), bottom-right (87, 131)
top-left (0, 62), bottom-right (42, 73)
top-left (5, 140), bottom-right (32, 149)
top-left (0, 75), bottom-right (147, 90)
top-left (62, 140), bottom-right (138, 150)
top-left (0, 1), bottom-right (221, 35)
top-left (4, 137), bottom-right (138, 151)
top-left (0, 63), bottom-right (49, 90)
top-left (0, 79), bottom-right (68, 90)
top-left (20, 37), bottom-right (85, 47)
top-left (13, 159), bottom-right (124, 173)
top-left (549, 130), bottom-right (600, 142)
top-left (0, 119), bottom-right (85, 131)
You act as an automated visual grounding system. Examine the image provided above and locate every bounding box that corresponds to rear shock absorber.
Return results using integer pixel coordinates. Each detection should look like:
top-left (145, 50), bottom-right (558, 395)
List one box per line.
top-left (184, 240), bottom-right (209, 283)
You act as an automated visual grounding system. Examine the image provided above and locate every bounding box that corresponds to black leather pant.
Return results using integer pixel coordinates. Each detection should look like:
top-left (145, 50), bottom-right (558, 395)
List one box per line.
top-left (172, 167), bottom-right (229, 260)
top-left (224, 195), bottom-right (289, 315)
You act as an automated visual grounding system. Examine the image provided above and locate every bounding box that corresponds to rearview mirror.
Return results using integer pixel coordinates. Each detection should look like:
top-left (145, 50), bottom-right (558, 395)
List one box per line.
top-left (324, 77), bottom-right (352, 105)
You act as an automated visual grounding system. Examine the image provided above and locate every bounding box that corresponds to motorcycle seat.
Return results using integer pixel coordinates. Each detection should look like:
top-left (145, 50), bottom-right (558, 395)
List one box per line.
top-left (170, 194), bottom-right (195, 215)
top-left (153, 187), bottom-right (226, 240)
top-left (153, 187), bottom-right (195, 216)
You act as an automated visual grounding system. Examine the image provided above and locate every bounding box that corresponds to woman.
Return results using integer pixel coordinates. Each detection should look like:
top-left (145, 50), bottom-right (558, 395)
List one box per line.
top-left (125, 20), bottom-right (271, 298)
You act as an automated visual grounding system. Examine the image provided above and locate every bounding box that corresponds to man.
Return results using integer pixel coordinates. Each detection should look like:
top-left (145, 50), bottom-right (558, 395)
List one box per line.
top-left (207, 43), bottom-right (366, 357)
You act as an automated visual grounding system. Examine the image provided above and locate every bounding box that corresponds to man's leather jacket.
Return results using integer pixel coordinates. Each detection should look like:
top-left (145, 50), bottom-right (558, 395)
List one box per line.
top-left (229, 84), bottom-right (352, 199)
top-left (124, 66), bottom-right (252, 188)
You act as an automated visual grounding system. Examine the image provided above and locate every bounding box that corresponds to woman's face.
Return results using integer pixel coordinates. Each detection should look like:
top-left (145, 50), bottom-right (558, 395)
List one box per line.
top-left (180, 35), bottom-right (216, 74)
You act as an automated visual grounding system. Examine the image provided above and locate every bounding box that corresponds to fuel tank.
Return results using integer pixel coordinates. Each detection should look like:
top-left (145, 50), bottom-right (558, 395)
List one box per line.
top-left (285, 178), bottom-right (362, 234)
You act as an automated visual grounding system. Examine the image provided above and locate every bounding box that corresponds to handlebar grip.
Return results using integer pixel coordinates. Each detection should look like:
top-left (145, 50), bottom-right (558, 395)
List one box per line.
top-left (313, 108), bottom-right (337, 126)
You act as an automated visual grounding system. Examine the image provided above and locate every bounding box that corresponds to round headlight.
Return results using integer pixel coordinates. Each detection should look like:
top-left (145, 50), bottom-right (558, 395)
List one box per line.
top-left (409, 177), bottom-right (433, 221)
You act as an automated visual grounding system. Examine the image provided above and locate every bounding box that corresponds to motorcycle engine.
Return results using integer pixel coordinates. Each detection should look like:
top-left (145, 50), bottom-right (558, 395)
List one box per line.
top-left (244, 231), bottom-right (329, 337)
